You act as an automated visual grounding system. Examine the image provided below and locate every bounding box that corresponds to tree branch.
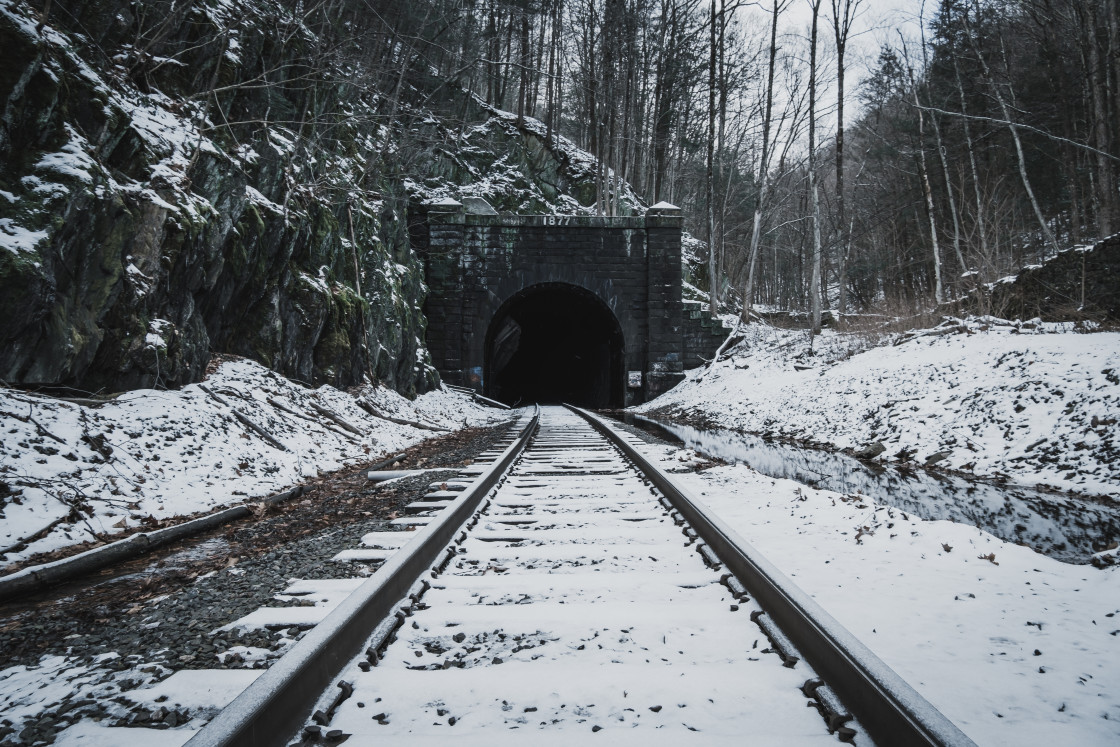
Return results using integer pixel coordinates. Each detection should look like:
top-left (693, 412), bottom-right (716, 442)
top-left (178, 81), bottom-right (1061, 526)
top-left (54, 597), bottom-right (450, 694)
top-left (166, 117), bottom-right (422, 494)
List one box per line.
top-left (910, 102), bottom-right (1120, 163)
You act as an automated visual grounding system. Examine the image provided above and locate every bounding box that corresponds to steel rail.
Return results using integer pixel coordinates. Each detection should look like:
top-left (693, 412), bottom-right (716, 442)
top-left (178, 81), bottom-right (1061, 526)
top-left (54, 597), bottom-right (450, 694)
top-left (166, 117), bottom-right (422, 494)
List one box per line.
top-left (569, 405), bottom-right (977, 747)
top-left (184, 406), bottom-right (540, 747)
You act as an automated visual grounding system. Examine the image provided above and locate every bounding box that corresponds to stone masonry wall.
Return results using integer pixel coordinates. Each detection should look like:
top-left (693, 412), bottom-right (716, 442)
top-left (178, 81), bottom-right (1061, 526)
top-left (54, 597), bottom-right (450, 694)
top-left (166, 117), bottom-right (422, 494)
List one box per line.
top-left (413, 203), bottom-right (686, 404)
top-left (682, 301), bottom-right (733, 368)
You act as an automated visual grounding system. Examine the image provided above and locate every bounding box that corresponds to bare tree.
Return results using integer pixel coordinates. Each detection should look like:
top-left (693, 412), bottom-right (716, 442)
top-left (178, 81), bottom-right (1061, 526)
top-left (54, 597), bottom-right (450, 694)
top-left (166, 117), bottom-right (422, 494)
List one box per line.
top-left (919, 5), bottom-right (967, 286)
top-left (949, 34), bottom-right (991, 273)
top-left (829, 0), bottom-right (861, 318)
top-left (741, 0), bottom-right (790, 323)
top-left (806, 0), bottom-right (823, 335)
top-left (901, 39), bottom-right (945, 305)
top-left (707, 0), bottom-right (720, 316)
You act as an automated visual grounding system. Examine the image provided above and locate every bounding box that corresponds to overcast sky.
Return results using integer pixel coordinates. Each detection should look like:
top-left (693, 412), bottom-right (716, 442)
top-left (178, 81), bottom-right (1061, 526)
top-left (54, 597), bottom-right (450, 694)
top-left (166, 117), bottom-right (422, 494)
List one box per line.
top-left (734, 0), bottom-right (928, 133)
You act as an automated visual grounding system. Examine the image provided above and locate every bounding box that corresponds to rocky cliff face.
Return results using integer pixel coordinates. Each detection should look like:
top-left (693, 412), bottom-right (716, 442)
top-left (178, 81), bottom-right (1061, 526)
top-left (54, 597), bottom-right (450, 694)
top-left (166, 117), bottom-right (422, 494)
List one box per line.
top-left (402, 104), bottom-right (644, 216)
top-left (0, 0), bottom-right (435, 394)
top-left (0, 1), bottom-right (644, 396)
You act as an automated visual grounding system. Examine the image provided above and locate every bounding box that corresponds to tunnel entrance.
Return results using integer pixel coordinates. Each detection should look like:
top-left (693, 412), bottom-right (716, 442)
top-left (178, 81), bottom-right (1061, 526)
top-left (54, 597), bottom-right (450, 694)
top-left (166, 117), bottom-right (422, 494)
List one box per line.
top-left (485, 283), bottom-right (625, 408)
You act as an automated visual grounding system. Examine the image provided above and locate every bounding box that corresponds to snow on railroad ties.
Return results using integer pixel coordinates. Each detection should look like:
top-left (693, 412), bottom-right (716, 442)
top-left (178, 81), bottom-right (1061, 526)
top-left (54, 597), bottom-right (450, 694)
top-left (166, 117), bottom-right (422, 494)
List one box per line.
top-left (642, 443), bottom-right (1120, 746)
top-left (323, 409), bottom-right (838, 743)
top-left (221, 578), bottom-right (368, 632)
top-left (0, 358), bottom-right (506, 569)
top-left (0, 653), bottom-right (260, 747)
top-left (46, 669), bottom-right (264, 746)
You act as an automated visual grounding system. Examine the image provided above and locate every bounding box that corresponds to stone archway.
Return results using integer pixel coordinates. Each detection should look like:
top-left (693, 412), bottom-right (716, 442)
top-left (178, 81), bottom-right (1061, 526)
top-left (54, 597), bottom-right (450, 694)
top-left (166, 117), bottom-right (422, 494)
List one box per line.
top-left (414, 202), bottom-right (727, 405)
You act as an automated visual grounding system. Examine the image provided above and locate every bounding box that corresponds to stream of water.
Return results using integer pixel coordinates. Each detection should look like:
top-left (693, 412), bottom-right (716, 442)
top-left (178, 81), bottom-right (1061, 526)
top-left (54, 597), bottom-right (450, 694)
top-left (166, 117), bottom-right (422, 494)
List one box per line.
top-left (616, 414), bottom-right (1120, 565)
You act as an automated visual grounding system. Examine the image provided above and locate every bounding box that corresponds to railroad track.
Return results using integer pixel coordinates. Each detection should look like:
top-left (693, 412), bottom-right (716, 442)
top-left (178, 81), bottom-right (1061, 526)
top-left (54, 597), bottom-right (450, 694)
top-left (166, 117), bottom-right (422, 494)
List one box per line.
top-left (187, 406), bottom-right (975, 746)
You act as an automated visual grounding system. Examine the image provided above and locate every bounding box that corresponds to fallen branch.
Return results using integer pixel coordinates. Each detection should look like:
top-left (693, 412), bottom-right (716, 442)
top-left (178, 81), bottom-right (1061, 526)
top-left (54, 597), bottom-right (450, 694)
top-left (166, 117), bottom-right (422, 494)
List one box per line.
top-left (893, 323), bottom-right (968, 346)
top-left (0, 515), bottom-right (72, 558)
top-left (380, 413), bottom-right (450, 432)
top-left (268, 397), bottom-right (358, 443)
top-left (230, 410), bottom-right (289, 451)
top-left (308, 401), bottom-right (363, 435)
top-left (267, 397), bottom-right (320, 424)
top-left (697, 318), bottom-right (742, 383)
top-left (200, 384), bottom-right (288, 451)
top-left (58, 397), bottom-right (115, 408)
top-left (0, 407), bottom-right (67, 444)
top-left (472, 393), bottom-right (511, 409)
top-left (0, 485), bottom-right (309, 598)
top-left (357, 399), bottom-right (449, 432)
top-left (322, 421), bottom-right (362, 443)
top-left (198, 384), bottom-right (230, 407)
top-left (367, 450), bottom-right (410, 471)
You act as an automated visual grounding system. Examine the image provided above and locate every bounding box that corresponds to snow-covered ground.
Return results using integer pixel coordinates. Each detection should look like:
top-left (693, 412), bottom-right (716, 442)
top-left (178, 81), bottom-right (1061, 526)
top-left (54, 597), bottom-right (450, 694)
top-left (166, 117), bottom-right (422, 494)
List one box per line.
top-left (2, 319), bottom-right (1118, 745)
top-left (639, 447), bottom-right (1120, 745)
top-left (631, 317), bottom-right (1120, 744)
top-left (0, 359), bottom-right (506, 570)
top-left (640, 318), bottom-right (1120, 498)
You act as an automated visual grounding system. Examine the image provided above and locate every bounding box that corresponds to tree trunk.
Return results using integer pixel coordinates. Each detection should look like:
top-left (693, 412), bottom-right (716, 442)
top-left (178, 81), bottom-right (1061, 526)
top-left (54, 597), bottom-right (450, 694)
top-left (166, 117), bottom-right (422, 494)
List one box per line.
top-left (531, 6), bottom-right (546, 117)
top-left (707, 0), bottom-right (718, 317)
top-left (951, 47), bottom-right (991, 272)
top-left (833, 19), bottom-right (846, 317)
top-left (1087, 3), bottom-right (1116, 236)
top-left (551, 2), bottom-right (564, 144)
top-left (716, 5), bottom-right (729, 310)
top-left (931, 110), bottom-right (965, 283)
top-left (906, 58), bottom-right (944, 305)
top-left (742, 0), bottom-right (785, 324)
top-left (517, 8), bottom-right (530, 124)
top-left (487, 3), bottom-right (499, 105)
top-left (545, 3), bottom-right (557, 143)
top-left (830, 0), bottom-right (860, 319)
top-left (808, 0), bottom-right (823, 334)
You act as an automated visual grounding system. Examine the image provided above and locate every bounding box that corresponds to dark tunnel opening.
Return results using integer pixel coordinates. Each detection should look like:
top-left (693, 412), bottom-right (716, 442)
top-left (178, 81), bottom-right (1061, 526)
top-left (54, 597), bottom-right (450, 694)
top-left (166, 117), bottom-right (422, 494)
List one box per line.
top-left (485, 284), bottom-right (625, 408)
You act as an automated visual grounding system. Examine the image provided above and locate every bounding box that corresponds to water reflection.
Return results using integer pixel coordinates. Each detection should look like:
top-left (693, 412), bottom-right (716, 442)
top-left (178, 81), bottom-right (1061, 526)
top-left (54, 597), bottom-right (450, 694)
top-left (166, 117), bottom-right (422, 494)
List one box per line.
top-left (617, 414), bottom-right (1120, 565)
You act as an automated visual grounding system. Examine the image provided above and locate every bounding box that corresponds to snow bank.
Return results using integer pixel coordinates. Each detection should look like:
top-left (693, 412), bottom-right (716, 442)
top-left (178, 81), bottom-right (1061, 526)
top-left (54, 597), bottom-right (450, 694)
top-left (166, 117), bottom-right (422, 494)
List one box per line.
top-left (0, 359), bottom-right (507, 569)
top-left (640, 320), bottom-right (1120, 498)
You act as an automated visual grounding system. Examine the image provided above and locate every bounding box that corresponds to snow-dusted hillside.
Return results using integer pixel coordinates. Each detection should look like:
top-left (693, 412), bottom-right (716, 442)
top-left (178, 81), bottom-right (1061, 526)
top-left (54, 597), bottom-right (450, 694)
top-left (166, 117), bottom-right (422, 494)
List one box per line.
top-left (404, 99), bottom-right (645, 216)
top-left (640, 318), bottom-right (1120, 498)
top-left (0, 360), bottom-right (505, 570)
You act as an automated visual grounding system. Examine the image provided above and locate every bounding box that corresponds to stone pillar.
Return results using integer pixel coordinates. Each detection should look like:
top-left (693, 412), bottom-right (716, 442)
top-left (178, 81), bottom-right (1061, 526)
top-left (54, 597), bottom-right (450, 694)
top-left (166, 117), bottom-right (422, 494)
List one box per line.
top-left (644, 202), bottom-right (685, 400)
top-left (418, 199), bottom-right (467, 387)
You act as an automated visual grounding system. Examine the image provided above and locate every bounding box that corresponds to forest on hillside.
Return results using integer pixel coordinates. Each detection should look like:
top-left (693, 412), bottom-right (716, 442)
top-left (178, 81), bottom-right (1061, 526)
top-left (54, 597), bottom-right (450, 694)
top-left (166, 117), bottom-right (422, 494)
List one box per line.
top-left (282, 0), bottom-right (1115, 325)
top-left (12, 0), bottom-right (1119, 333)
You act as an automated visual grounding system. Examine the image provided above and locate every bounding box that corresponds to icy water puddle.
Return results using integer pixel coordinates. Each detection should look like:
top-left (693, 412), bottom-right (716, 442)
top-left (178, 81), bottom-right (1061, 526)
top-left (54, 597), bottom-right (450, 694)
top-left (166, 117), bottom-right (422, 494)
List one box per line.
top-left (614, 414), bottom-right (1120, 564)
